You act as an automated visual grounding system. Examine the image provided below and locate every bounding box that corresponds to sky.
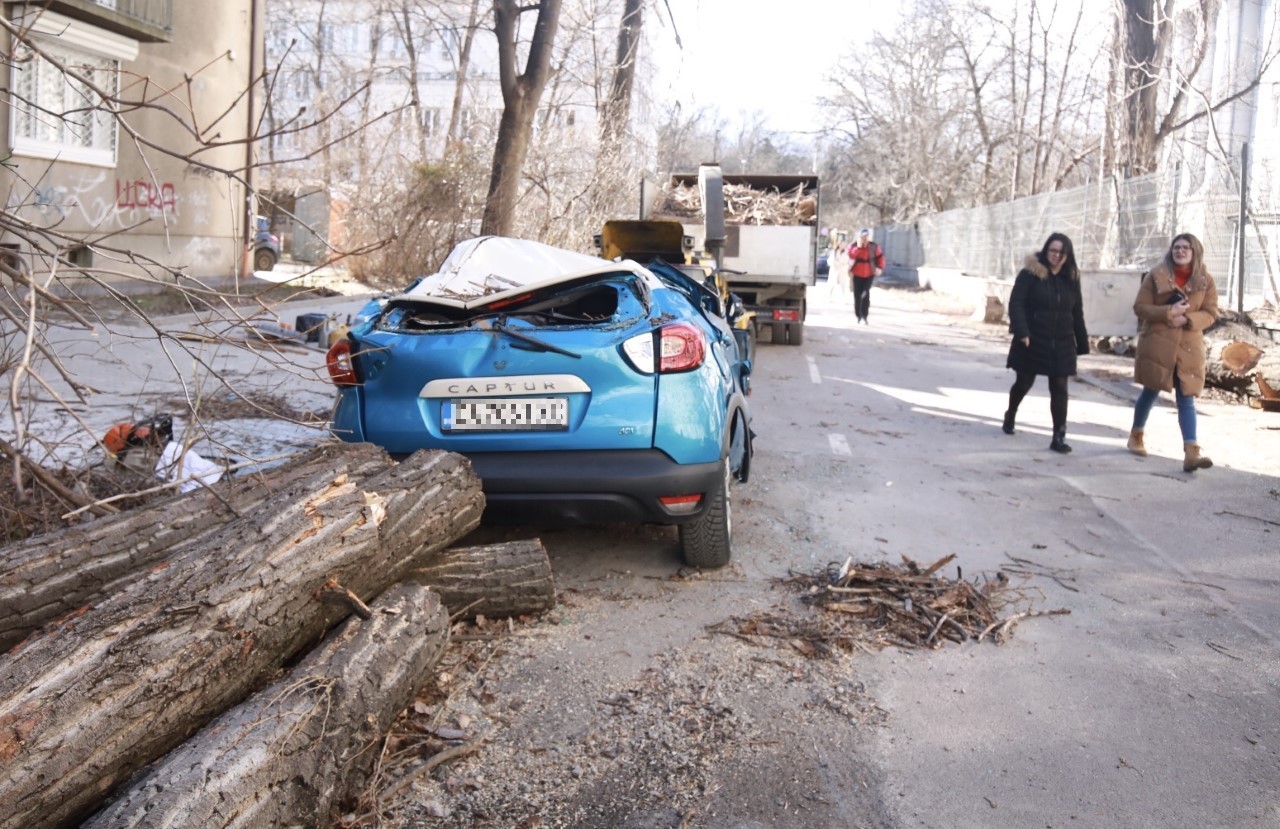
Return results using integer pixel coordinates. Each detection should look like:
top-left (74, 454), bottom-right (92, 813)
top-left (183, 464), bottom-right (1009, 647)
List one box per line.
top-left (651, 0), bottom-right (901, 138)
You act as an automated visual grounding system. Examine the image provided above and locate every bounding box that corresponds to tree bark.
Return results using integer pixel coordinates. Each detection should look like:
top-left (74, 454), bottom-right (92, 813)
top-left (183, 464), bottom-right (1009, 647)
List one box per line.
top-left (0, 442), bottom-right (391, 654)
top-left (480, 0), bottom-right (564, 236)
top-left (0, 448), bottom-right (484, 829)
top-left (81, 582), bottom-right (449, 829)
top-left (1205, 340), bottom-right (1264, 391)
top-left (410, 538), bottom-right (556, 620)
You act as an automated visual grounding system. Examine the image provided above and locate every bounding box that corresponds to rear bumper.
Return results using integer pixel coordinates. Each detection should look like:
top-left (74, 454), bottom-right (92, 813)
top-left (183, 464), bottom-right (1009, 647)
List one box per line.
top-left (425, 449), bottom-right (721, 526)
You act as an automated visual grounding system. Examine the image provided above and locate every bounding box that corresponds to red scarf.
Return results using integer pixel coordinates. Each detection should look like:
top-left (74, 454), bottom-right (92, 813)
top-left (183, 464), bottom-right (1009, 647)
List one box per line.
top-left (1174, 264), bottom-right (1191, 289)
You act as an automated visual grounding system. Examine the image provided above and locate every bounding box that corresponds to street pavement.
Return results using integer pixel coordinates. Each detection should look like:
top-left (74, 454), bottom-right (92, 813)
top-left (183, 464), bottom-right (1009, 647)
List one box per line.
top-left (5, 270), bottom-right (1278, 827)
top-left (770, 281), bottom-right (1280, 828)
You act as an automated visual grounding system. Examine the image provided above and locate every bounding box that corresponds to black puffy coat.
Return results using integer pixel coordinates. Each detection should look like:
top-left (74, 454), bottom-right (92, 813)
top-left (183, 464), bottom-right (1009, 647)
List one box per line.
top-left (1005, 252), bottom-right (1089, 376)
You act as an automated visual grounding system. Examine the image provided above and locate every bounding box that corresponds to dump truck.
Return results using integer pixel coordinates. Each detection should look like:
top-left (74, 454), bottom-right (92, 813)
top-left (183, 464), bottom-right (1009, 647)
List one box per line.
top-left (594, 217), bottom-right (755, 393)
top-left (642, 164), bottom-right (819, 346)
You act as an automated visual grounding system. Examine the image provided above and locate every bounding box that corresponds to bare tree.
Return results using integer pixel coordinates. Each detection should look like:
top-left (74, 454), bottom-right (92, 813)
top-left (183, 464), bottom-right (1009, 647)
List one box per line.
top-left (821, 0), bottom-right (1108, 221)
top-left (481, 0), bottom-right (565, 236)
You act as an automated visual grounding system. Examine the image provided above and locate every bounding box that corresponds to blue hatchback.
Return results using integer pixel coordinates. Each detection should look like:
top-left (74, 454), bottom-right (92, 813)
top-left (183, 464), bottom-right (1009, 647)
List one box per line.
top-left (327, 236), bottom-right (753, 567)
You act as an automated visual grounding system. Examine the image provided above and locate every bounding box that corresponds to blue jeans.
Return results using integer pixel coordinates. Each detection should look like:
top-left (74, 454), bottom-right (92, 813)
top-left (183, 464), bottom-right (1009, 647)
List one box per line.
top-left (1132, 375), bottom-right (1197, 444)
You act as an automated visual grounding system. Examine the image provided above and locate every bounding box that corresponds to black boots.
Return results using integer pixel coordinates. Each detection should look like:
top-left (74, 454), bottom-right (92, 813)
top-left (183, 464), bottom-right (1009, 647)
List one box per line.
top-left (1002, 410), bottom-right (1016, 435)
top-left (1049, 428), bottom-right (1072, 454)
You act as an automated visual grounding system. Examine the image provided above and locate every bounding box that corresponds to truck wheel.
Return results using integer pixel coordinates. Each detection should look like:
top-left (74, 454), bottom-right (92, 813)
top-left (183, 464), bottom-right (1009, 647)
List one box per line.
top-left (254, 249), bottom-right (277, 272)
top-left (786, 321), bottom-right (804, 346)
top-left (679, 458), bottom-right (731, 569)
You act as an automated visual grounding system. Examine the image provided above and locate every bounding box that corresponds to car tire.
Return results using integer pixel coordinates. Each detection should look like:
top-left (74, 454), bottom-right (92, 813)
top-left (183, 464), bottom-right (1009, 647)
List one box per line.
top-left (254, 249), bottom-right (277, 272)
top-left (679, 457), bottom-right (731, 569)
top-left (786, 321), bottom-right (804, 346)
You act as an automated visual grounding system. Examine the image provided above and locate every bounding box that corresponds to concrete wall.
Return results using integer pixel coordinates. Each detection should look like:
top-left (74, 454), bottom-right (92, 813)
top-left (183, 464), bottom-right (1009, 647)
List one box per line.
top-left (919, 266), bottom-right (1146, 338)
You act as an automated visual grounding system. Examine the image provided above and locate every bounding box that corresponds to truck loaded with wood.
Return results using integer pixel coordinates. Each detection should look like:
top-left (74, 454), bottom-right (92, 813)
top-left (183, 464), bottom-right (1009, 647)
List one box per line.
top-left (644, 164), bottom-right (820, 346)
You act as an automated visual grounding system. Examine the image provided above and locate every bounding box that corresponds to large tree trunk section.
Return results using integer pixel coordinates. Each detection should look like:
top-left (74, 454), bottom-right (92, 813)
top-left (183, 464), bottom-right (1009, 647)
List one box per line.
top-left (1203, 312), bottom-right (1277, 398)
top-left (1205, 340), bottom-right (1265, 391)
top-left (0, 442), bottom-right (391, 653)
top-left (410, 538), bottom-right (556, 620)
top-left (0, 448), bottom-right (484, 829)
top-left (82, 583), bottom-right (449, 829)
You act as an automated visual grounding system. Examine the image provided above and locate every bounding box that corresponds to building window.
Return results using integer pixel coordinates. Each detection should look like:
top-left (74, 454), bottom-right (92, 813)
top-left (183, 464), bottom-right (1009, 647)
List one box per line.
top-left (421, 107), bottom-right (441, 138)
top-left (7, 9), bottom-right (137, 168)
top-left (10, 40), bottom-right (119, 166)
top-left (66, 246), bottom-right (94, 269)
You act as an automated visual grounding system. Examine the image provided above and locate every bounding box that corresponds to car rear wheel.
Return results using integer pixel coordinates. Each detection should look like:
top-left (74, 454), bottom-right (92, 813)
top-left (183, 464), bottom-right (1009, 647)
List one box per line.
top-left (254, 248), bottom-right (277, 272)
top-left (679, 457), bottom-right (731, 569)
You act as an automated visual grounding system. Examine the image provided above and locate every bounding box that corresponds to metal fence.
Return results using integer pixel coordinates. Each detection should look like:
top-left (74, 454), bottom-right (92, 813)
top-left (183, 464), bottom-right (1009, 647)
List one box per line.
top-left (885, 153), bottom-right (1279, 312)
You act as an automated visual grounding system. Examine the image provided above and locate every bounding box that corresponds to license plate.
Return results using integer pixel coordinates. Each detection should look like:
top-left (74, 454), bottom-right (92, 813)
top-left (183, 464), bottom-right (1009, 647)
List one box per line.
top-left (443, 398), bottom-right (568, 431)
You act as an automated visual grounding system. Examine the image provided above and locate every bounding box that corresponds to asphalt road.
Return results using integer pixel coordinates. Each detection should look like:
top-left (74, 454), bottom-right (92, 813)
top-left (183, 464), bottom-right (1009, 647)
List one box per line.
top-left (8, 276), bottom-right (1278, 827)
top-left (740, 283), bottom-right (1280, 828)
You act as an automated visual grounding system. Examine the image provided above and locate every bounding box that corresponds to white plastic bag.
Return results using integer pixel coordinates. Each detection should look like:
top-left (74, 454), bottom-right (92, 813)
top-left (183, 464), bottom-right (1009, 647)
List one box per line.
top-left (156, 441), bottom-right (225, 493)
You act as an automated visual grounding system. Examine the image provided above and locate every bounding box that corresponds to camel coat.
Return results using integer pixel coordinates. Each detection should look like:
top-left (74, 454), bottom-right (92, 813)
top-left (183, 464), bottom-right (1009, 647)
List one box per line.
top-left (1132, 263), bottom-right (1219, 396)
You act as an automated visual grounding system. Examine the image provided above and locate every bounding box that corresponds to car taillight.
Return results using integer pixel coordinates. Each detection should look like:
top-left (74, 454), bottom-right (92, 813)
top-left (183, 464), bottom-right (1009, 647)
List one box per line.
top-left (660, 493), bottom-right (702, 515)
top-left (326, 339), bottom-right (358, 386)
top-left (658, 323), bottom-right (705, 373)
top-left (772, 308), bottom-right (801, 322)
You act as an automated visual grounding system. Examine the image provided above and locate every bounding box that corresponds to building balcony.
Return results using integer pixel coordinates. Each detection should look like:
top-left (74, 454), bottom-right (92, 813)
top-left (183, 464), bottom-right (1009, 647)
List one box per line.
top-left (5, 0), bottom-right (172, 42)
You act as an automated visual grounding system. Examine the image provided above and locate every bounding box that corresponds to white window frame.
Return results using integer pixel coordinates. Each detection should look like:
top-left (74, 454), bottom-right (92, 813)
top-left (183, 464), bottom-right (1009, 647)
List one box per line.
top-left (7, 9), bottom-right (138, 168)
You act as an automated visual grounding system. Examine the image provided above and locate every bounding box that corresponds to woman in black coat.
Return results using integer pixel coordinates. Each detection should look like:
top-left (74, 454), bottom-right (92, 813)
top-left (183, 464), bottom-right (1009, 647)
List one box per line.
top-left (1002, 232), bottom-right (1090, 453)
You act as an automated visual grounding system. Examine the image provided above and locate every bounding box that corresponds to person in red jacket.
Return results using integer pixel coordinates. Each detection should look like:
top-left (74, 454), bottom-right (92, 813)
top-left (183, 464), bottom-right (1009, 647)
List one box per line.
top-left (849, 228), bottom-right (885, 324)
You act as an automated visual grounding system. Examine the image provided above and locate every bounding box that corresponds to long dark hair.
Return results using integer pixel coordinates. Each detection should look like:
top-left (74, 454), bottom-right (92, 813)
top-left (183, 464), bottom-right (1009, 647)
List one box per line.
top-left (1038, 232), bottom-right (1079, 280)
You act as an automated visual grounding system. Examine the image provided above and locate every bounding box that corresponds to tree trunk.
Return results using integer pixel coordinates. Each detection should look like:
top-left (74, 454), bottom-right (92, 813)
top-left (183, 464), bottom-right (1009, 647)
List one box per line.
top-left (410, 538), bottom-right (556, 620)
top-left (81, 582), bottom-right (449, 829)
top-left (0, 448), bottom-right (484, 829)
top-left (1205, 340), bottom-right (1264, 391)
top-left (480, 0), bottom-right (564, 237)
top-left (0, 442), bottom-right (391, 653)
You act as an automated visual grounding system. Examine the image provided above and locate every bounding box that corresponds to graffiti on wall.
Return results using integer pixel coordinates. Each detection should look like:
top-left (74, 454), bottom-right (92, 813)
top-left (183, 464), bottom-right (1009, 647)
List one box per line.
top-left (115, 179), bottom-right (177, 212)
top-left (7, 170), bottom-right (189, 229)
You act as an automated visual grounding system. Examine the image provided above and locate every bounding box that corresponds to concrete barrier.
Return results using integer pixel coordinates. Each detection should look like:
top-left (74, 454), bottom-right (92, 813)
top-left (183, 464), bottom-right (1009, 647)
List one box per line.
top-left (916, 266), bottom-right (1146, 337)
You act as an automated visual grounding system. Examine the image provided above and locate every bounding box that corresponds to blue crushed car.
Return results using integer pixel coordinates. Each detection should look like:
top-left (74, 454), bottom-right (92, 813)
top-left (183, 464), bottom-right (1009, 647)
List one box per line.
top-left (326, 236), bottom-right (753, 567)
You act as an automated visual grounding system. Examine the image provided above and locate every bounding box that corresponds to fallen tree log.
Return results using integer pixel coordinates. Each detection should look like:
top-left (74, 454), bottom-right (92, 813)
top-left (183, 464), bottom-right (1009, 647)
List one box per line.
top-left (0, 442), bottom-right (391, 653)
top-left (410, 537), bottom-right (556, 620)
top-left (0, 447), bottom-right (484, 829)
top-left (1204, 312), bottom-right (1278, 396)
top-left (1205, 340), bottom-right (1264, 391)
top-left (81, 582), bottom-right (449, 829)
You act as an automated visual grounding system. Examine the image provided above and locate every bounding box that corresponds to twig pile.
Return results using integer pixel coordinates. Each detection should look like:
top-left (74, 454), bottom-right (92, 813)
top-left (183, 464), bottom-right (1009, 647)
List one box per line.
top-left (654, 182), bottom-right (817, 226)
top-left (712, 554), bottom-right (1069, 656)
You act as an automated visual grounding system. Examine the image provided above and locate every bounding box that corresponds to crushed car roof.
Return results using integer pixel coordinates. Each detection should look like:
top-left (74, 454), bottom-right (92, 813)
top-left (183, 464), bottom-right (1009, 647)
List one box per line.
top-left (402, 236), bottom-right (655, 309)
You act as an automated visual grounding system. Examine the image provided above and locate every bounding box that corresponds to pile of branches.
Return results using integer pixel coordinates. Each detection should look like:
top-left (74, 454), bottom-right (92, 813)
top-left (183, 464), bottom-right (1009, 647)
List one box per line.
top-left (712, 554), bottom-right (1068, 657)
top-left (653, 182), bottom-right (817, 226)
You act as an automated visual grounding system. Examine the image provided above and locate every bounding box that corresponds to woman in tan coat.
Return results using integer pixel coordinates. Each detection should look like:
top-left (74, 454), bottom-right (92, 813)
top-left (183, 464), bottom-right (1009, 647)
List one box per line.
top-left (1127, 233), bottom-right (1219, 471)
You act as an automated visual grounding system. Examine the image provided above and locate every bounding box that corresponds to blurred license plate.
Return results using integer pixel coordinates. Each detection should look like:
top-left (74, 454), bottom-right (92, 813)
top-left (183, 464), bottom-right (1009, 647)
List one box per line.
top-left (443, 398), bottom-right (568, 431)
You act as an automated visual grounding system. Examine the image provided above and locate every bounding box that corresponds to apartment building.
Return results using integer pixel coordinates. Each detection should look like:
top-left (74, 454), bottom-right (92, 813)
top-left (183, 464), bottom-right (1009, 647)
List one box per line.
top-left (2, 1), bottom-right (265, 283)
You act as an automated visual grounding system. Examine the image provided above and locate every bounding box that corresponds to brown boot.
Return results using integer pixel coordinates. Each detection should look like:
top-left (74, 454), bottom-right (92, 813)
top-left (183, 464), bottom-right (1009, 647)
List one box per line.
top-left (1183, 443), bottom-right (1213, 472)
top-left (1127, 429), bottom-right (1147, 457)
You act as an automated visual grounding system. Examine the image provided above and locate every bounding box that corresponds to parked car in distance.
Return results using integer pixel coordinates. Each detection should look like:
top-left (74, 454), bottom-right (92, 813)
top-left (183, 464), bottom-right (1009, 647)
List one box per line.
top-left (326, 236), bottom-right (754, 568)
top-left (816, 251), bottom-right (830, 278)
top-left (252, 215), bottom-right (280, 271)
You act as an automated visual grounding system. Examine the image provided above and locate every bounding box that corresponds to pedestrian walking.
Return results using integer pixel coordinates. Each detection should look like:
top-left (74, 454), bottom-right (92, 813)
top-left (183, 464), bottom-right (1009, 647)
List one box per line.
top-left (1001, 232), bottom-right (1090, 453)
top-left (1126, 233), bottom-right (1219, 472)
top-left (849, 228), bottom-right (884, 324)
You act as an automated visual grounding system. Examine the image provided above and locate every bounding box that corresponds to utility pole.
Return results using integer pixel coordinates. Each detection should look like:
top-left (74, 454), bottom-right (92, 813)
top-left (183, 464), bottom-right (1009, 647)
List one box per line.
top-left (1236, 142), bottom-right (1248, 314)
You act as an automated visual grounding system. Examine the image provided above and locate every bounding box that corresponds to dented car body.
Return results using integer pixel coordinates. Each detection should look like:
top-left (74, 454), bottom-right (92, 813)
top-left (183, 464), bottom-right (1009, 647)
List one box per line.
top-left (326, 236), bottom-right (753, 567)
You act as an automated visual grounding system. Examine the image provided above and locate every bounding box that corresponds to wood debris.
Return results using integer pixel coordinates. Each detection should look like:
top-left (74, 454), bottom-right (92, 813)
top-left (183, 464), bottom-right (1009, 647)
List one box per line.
top-left (653, 181), bottom-right (817, 226)
top-left (712, 554), bottom-right (1069, 656)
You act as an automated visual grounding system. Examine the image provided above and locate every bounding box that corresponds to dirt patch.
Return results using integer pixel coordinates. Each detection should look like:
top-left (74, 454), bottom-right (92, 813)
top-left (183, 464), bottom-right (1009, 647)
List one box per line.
top-left (345, 589), bottom-right (894, 829)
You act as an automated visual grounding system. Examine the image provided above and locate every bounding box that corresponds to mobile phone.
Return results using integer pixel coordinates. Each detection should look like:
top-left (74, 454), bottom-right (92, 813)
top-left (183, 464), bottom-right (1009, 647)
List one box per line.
top-left (1167, 290), bottom-right (1186, 305)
